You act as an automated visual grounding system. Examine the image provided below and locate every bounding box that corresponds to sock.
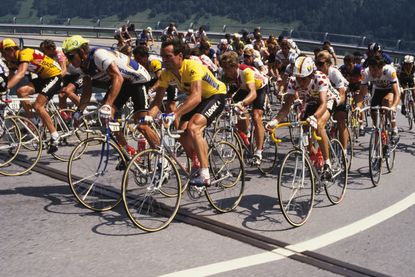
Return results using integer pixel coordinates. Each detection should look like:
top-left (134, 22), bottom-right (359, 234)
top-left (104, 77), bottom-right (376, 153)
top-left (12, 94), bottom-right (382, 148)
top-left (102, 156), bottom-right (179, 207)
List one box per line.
top-left (51, 132), bottom-right (59, 140)
top-left (324, 159), bottom-right (331, 167)
top-left (393, 127), bottom-right (398, 133)
top-left (255, 149), bottom-right (263, 158)
top-left (200, 168), bottom-right (210, 179)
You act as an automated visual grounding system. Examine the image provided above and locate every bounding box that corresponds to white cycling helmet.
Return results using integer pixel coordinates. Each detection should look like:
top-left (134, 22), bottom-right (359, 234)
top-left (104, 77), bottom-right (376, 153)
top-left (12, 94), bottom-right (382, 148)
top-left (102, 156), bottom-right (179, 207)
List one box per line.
top-left (404, 55), bottom-right (414, 64)
top-left (146, 27), bottom-right (152, 32)
top-left (188, 29), bottom-right (194, 34)
top-left (293, 56), bottom-right (314, 77)
top-left (288, 53), bottom-right (298, 64)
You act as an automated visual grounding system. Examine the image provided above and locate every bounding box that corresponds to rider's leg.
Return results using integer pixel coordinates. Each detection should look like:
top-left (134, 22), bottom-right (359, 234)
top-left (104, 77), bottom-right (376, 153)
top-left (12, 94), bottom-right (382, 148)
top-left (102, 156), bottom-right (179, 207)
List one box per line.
top-left (333, 109), bottom-right (348, 151)
top-left (16, 84), bottom-right (36, 119)
top-left (316, 110), bottom-right (331, 166)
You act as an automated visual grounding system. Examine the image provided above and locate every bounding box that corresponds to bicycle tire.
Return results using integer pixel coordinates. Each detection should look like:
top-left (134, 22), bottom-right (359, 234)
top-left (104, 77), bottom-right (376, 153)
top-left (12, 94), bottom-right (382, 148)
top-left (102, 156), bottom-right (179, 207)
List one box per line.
top-left (324, 139), bottom-right (348, 204)
top-left (277, 149), bottom-right (315, 227)
top-left (122, 148), bottom-right (182, 232)
top-left (67, 137), bottom-right (124, 211)
top-left (0, 117), bottom-right (21, 172)
top-left (257, 128), bottom-right (278, 175)
top-left (407, 101), bottom-right (414, 130)
top-left (369, 130), bottom-right (382, 186)
top-left (205, 141), bottom-right (245, 213)
top-left (0, 116), bottom-right (42, 176)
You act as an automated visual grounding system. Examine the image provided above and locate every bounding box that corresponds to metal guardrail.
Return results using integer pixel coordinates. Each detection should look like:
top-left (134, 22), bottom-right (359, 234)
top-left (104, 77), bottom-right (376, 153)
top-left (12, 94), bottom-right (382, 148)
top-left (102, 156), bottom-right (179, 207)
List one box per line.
top-left (0, 23), bottom-right (414, 60)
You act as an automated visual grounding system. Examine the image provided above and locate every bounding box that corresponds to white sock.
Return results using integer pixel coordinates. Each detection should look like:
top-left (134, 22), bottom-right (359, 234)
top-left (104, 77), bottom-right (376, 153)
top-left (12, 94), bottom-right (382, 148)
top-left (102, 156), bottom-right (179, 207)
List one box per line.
top-left (200, 168), bottom-right (210, 179)
top-left (393, 127), bottom-right (398, 133)
top-left (324, 159), bottom-right (331, 167)
top-left (255, 149), bottom-right (263, 158)
top-left (51, 132), bottom-right (59, 140)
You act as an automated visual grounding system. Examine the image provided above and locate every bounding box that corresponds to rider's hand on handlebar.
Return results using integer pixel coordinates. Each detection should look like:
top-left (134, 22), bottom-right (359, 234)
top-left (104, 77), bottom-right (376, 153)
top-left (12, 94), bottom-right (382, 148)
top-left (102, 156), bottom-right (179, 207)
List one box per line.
top-left (234, 101), bottom-right (246, 114)
top-left (99, 104), bottom-right (112, 119)
top-left (161, 113), bottom-right (175, 126)
top-left (307, 115), bottom-right (318, 129)
top-left (265, 119), bottom-right (279, 131)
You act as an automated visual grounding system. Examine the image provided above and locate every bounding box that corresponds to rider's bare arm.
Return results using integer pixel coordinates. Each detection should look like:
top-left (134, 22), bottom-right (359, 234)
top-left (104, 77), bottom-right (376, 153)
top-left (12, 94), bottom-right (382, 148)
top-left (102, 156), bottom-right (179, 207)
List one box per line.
top-left (7, 62), bottom-right (28, 89)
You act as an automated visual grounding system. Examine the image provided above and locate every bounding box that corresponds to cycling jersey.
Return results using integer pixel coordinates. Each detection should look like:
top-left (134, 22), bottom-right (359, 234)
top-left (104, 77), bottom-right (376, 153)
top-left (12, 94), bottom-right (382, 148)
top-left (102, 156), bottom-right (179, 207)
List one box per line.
top-left (15, 48), bottom-right (62, 79)
top-left (339, 64), bottom-right (363, 90)
top-left (0, 59), bottom-right (9, 92)
top-left (158, 59), bottom-right (226, 99)
top-left (189, 55), bottom-right (218, 73)
top-left (396, 63), bottom-right (415, 87)
top-left (361, 64), bottom-right (398, 90)
top-left (84, 48), bottom-right (151, 84)
top-left (286, 71), bottom-right (337, 109)
top-left (233, 64), bottom-right (268, 91)
top-left (328, 67), bottom-right (348, 90)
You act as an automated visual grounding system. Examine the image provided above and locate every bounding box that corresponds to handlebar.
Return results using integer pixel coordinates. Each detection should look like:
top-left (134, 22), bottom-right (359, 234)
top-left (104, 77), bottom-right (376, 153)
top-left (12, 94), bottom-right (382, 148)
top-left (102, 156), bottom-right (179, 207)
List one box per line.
top-left (355, 106), bottom-right (395, 114)
top-left (270, 121), bottom-right (322, 143)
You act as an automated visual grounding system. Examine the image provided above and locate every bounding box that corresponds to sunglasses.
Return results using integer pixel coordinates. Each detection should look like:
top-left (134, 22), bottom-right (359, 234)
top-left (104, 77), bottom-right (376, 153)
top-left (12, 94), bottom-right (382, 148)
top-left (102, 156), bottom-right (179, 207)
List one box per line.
top-left (66, 52), bottom-right (76, 60)
top-left (315, 60), bottom-right (326, 67)
top-left (243, 54), bottom-right (252, 58)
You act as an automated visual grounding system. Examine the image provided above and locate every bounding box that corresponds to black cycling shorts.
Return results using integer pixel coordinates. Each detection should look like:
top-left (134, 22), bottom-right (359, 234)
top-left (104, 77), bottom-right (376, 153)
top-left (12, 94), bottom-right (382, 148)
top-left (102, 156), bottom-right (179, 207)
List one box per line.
top-left (233, 85), bottom-right (268, 111)
top-left (371, 89), bottom-right (392, 107)
top-left (63, 74), bottom-right (83, 90)
top-left (166, 85), bottom-right (178, 102)
top-left (31, 76), bottom-right (63, 100)
top-left (301, 101), bottom-right (319, 121)
top-left (110, 81), bottom-right (149, 112)
top-left (181, 94), bottom-right (225, 127)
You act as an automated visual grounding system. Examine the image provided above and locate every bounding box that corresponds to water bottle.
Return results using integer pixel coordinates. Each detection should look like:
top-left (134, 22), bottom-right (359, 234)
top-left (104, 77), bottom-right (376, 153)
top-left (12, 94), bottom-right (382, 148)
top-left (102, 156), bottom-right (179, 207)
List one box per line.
top-left (137, 134), bottom-right (147, 152)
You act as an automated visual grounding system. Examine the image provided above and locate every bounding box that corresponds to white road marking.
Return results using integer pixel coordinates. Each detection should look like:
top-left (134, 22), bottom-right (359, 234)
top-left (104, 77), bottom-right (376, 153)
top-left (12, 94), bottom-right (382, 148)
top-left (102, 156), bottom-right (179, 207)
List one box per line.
top-left (160, 191), bottom-right (415, 277)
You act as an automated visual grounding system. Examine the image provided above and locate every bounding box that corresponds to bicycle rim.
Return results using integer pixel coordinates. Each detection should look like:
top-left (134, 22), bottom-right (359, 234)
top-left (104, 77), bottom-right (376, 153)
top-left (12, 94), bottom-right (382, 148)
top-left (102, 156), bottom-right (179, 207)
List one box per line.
top-left (324, 139), bottom-right (348, 204)
top-left (278, 150), bottom-right (314, 227)
top-left (122, 149), bottom-right (182, 232)
top-left (369, 131), bottom-right (382, 186)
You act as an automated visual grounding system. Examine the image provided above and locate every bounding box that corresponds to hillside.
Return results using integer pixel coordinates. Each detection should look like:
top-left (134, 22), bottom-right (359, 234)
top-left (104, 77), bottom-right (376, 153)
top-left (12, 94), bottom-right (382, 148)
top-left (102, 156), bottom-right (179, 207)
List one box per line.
top-left (2, 0), bottom-right (415, 42)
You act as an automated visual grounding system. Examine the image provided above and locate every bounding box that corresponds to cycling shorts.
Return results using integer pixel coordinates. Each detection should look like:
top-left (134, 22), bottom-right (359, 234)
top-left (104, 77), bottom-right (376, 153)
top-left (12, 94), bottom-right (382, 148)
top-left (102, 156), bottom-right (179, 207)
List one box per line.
top-left (181, 94), bottom-right (225, 127)
top-left (31, 76), bottom-right (63, 100)
top-left (232, 85), bottom-right (268, 111)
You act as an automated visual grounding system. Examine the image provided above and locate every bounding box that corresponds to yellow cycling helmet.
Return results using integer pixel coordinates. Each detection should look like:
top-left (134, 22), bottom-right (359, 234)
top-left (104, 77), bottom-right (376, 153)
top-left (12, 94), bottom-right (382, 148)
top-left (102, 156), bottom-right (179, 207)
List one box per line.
top-left (62, 35), bottom-right (89, 53)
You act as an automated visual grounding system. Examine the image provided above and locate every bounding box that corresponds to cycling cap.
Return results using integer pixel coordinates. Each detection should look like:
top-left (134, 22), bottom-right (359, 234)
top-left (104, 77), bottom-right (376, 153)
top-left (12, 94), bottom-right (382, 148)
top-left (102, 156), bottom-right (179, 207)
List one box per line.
top-left (1, 38), bottom-right (18, 49)
top-left (62, 35), bottom-right (89, 53)
top-left (187, 29), bottom-right (194, 33)
top-left (293, 56), bottom-right (314, 77)
top-left (368, 42), bottom-right (381, 52)
top-left (146, 27), bottom-right (152, 32)
top-left (288, 53), bottom-right (298, 64)
top-left (404, 55), bottom-right (414, 63)
top-left (220, 39), bottom-right (228, 44)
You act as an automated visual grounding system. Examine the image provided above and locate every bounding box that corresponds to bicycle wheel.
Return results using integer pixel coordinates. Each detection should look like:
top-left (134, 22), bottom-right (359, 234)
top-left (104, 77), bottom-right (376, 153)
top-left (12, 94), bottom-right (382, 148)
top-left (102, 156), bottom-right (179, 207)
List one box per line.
top-left (45, 108), bottom-right (89, 162)
top-left (0, 116), bottom-right (42, 176)
top-left (205, 141), bottom-right (245, 213)
top-left (407, 100), bottom-right (414, 130)
top-left (67, 137), bottom-right (125, 211)
top-left (369, 130), bottom-right (382, 186)
top-left (385, 129), bottom-right (396, 173)
top-left (258, 128), bottom-right (278, 175)
top-left (324, 139), bottom-right (348, 204)
top-left (0, 117), bottom-right (21, 172)
top-left (278, 150), bottom-right (314, 227)
top-left (212, 126), bottom-right (243, 156)
top-left (345, 127), bottom-right (354, 172)
top-left (122, 149), bottom-right (181, 232)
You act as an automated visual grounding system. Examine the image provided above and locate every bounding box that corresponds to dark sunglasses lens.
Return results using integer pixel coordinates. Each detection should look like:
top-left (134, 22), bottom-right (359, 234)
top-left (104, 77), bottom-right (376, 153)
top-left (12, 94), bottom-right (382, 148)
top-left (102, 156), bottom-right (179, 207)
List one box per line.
top-left (66, 53), bottom-right (75, 60)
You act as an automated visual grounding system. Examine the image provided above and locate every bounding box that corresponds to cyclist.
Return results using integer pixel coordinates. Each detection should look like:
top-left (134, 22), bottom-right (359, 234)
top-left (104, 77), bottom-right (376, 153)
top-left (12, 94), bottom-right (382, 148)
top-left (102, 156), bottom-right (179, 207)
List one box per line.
top-left (149, 39), bottom-right (226, 186)
top-left (356, 56), bottom-right (400, 143)
top-left (396, 55), bottom-right (415, 115)
top-left (185, 29), bottom-right (197, 45)
top-left (1, 38), bottom-right (63, 153)
top-left (266, 56), bottom-right (338, 177)
top-left (221, 51), bottom-right (268, 165)
top-left (316, 51), bottom-right (347, 154)
top-left (322, 41), bottom-right (337, 66)
top-left (0, 56), bottom-right (9, 95)
top-left (61, 35), bottom-right (158, 154)
top-left (339, 54), bottom-right (365, 135)
top-left (363, 43), bottom-right (392, 67)
top-left (133, 45), bottom-right (178, 114)
top-left (243, 47), bottom-right (268, 76)
top-left (40, 40), bottom-right (80, 119)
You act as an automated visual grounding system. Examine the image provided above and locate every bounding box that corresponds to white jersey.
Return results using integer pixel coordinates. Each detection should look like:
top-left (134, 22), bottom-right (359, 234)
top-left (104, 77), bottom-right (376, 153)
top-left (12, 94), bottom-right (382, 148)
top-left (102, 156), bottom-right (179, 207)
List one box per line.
top-left (361, 64), bottom-right (398, 90)
top-left (286, 71), bottom-right (337, 109)
top-left (85, 48), bottom-right (151, 84)
top-left (328, 67), bottom-right (348, 89)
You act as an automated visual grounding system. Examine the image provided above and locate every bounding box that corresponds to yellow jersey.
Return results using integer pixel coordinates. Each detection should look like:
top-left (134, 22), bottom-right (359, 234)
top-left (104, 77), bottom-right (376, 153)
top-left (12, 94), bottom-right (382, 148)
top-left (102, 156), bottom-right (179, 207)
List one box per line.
top-left (159, 59), bottom-right (226, 99)
top-left (17, 48), bottom-right (62, 79)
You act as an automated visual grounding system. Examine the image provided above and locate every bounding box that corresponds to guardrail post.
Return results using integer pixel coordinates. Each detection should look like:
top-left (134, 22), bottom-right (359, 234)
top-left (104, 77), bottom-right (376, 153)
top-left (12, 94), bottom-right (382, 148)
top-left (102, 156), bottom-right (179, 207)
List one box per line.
top-left (396, 39), bottom-right (401, 50)
top-left (222, 25), bottom-right (226, 33)
top-left (157, 21), bottom-right (160, 29)
top-left (39, 17), bottom-right (43, 35)
top-left (323, 32), bottom-right (328, 42)
top-left (361, 36), bottom-right (367, 46)
top-left (19, 37), bottom-right (24, 49)
top-left (67, 18), bottom-right (71, 25)
top-left (189, 22), bottom-right (194, 29)
top-left (12, 17), bottom-right (16, 34)
top-left (289, 29), bottom-right (293, 38)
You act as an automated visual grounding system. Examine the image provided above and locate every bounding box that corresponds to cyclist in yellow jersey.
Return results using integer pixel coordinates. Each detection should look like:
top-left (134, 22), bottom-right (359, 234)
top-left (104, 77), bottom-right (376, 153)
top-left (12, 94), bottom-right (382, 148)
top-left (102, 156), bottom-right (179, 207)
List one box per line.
top-left (220, 51), bottom-right (268, 165)
top-left (149, 39), bottom-right (226, 186)
top-left (133, 45), bottom-right (179, 113)
top-left (1, 38), bottom-right (63, 154)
